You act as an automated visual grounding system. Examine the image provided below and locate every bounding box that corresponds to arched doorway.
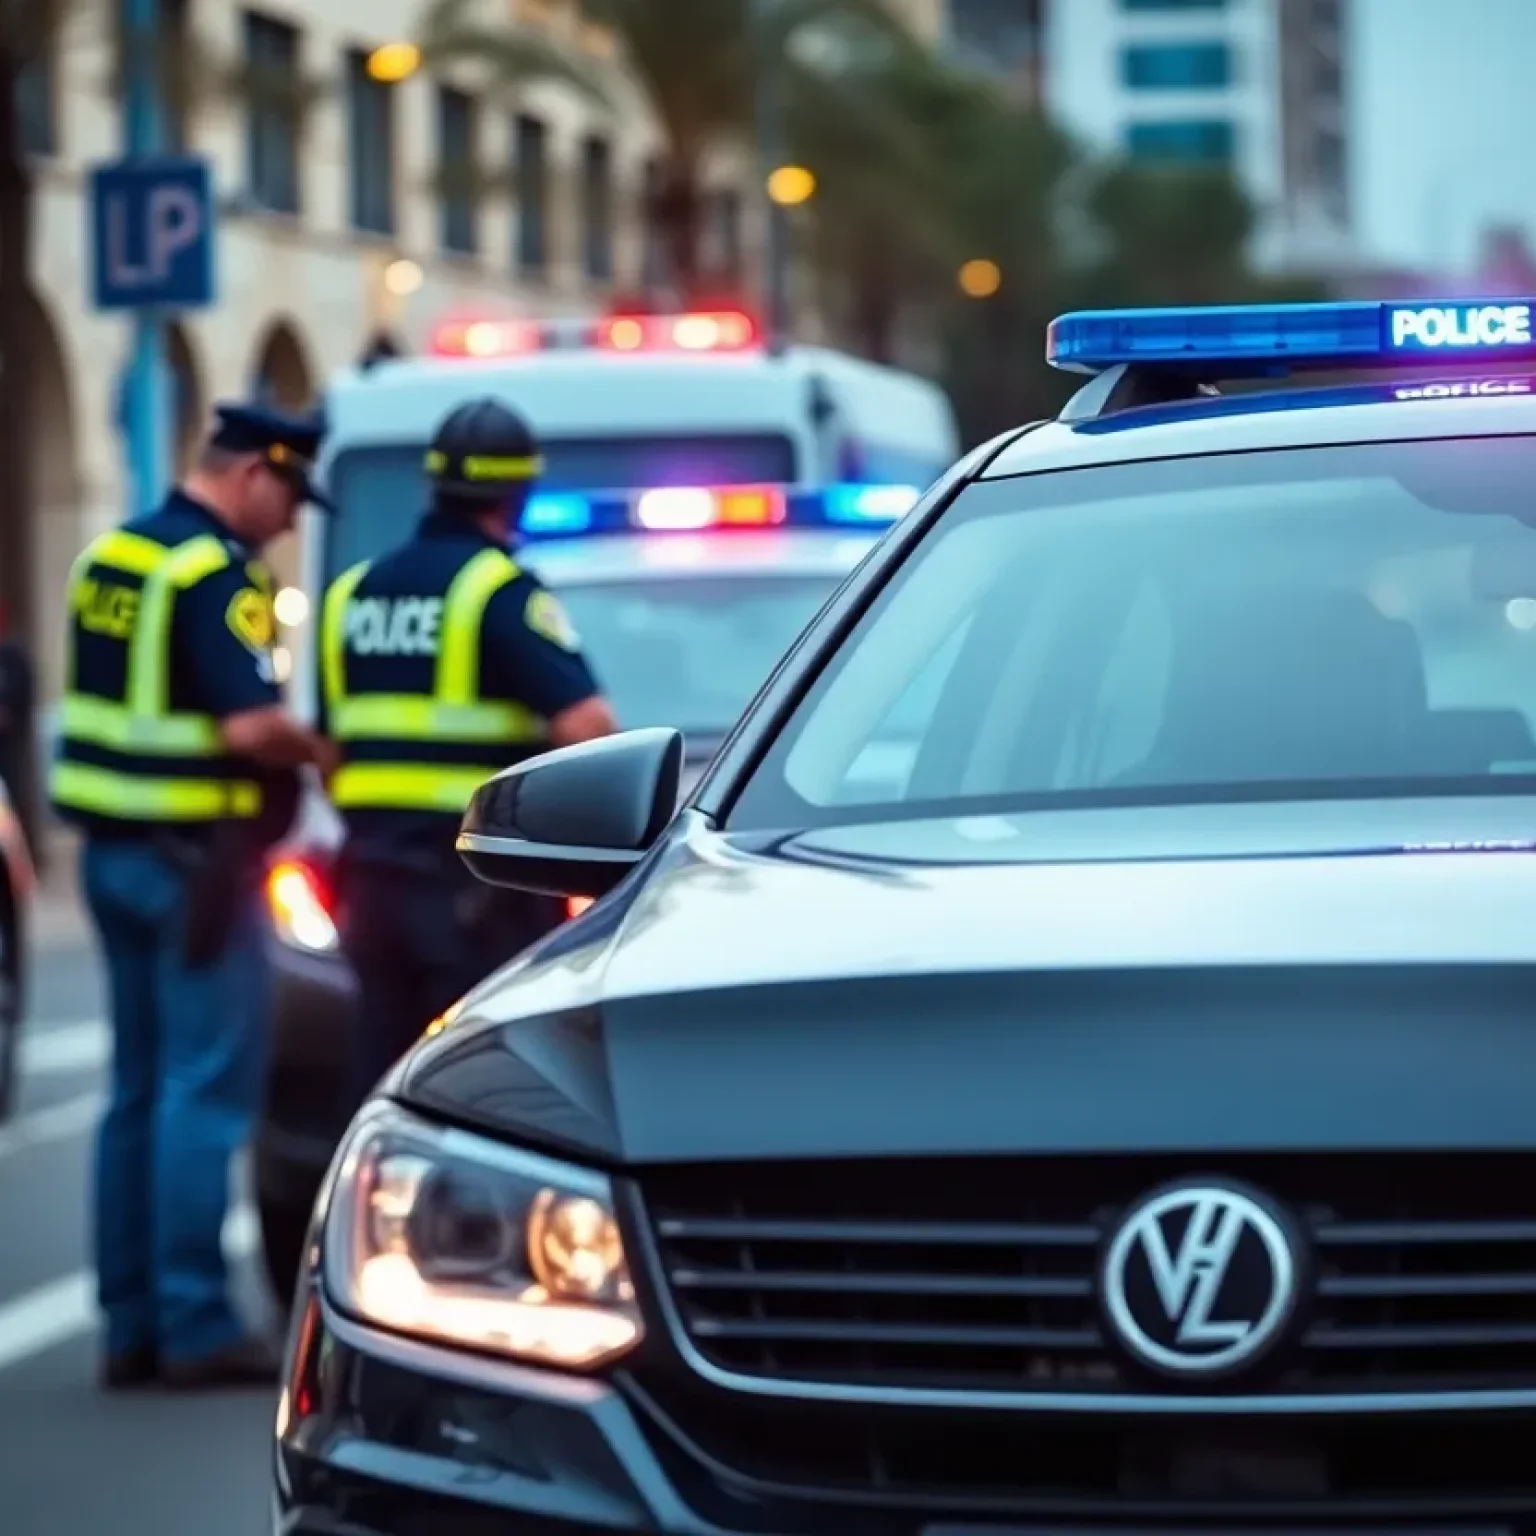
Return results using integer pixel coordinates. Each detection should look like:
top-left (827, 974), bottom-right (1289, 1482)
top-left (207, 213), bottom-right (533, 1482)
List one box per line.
top-left (0, 291), bottom-right (81, 848)
top-left (248, 319), bottom-right (319, 665)
top-left (250, 319), bottom-right (316, 411)
top-left (165, 321), bottom-right (204, 479)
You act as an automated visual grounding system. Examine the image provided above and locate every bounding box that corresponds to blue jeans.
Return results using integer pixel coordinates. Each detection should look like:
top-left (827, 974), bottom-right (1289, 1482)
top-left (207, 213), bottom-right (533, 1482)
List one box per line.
top-left (82, 838), bottom-right (271, 1363)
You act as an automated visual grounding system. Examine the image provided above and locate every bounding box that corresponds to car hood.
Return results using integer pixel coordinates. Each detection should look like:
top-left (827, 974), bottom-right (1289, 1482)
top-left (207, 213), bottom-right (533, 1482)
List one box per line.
top-left (398, 796), bottom-right (1536, 1163)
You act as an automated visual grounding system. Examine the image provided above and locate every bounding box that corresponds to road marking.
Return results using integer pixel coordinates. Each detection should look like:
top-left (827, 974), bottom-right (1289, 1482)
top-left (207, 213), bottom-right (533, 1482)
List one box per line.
top-left (0, 1272), bottom-right (95, 1371)
top-left (20, 1019), bottom-right (110, 1077)
top-left (0, 1091), bottom-right (102, 1160)
top-left (0, 1207), bottom-right (261, 1374)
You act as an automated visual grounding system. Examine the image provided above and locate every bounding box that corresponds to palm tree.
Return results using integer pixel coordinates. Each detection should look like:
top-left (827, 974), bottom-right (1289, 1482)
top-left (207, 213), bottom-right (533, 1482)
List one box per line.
top-left (418, 0), bottom-right (921, 305)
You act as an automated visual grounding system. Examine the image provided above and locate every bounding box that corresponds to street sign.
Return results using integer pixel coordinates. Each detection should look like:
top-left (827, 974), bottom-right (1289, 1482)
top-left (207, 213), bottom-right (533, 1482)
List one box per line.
top-left (89, 156), bottom-right (217, 311)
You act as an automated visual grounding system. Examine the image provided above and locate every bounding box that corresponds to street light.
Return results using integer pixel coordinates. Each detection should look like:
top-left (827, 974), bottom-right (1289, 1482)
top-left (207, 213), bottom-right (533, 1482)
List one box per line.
top-left (766, 164), bottom-right (816, 207)
top-left (958, 258), bottom-right (1002, 298)
top-left (383, 258), bottom-right (424, 297)
top-left (367, 41), bottom-right (421, 83)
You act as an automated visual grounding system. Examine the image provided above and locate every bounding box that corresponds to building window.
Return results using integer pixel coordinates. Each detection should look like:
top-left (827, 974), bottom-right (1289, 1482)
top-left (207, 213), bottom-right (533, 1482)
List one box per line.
top-left (1122, 43), bottom-right (1233, 89)
top-left (437, 85), bottom-right (479, 256)
top-left (1125, 119), bottom-right (1235, 162)
top-left (243, 11), bottom-right (300, 214)
top-left (513, 113), bottom-right (548, 276)
top-left (1119, 0), bottom-right (1226, 10)
top-left (581, 135), bottom-right (613, 282)
top-left (16, 49), bottom-right (57, 156)
top-left (345, 48), bottom-right (396, 236)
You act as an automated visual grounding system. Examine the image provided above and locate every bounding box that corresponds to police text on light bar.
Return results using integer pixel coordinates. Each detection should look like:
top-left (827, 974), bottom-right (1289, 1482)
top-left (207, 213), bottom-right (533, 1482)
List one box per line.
top-left (1046, 299), bottom-right (1536, 378)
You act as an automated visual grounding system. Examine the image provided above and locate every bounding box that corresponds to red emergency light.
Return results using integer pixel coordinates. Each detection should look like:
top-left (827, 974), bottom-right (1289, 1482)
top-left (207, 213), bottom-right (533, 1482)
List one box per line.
top-left (430, 317), bottom-right (544, 358)
top-left (595, 310), bottom-right (759, 353)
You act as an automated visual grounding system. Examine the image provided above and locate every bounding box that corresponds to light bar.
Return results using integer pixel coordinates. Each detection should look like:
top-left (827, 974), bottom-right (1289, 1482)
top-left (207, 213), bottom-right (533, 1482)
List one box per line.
top-left (431, 318), bottom-right (543, 358)
top-left (633, 486), bottom-right (786, 530)
top-left (594, 311), bottom-right (759, 354)
top-left (1047, 299), bottom-right (1536, 379)
top-left (824, 483), bottom-right (921, 524)
top-left (521, 493), bottom-right (592, 534)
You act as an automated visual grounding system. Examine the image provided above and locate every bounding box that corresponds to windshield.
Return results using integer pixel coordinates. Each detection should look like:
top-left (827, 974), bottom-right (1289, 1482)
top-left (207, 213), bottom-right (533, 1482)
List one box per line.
top-left (560, 575), bottom-right (838, 735)
top-left (729, 437), bottom-right (1536, 829)
top-left (325, 437), bottom-right (798, 576)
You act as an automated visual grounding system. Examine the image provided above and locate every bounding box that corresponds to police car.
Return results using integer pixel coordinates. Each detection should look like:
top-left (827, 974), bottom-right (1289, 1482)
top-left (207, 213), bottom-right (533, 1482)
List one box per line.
top-left (273, 297), bottom-right (1536, 1530)
top-left (255, 309), bottom-right (958, 1299)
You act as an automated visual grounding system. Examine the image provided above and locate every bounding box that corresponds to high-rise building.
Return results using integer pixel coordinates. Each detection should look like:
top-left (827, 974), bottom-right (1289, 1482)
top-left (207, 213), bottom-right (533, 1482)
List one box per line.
top-left (1042, 0), bottom-right (1352, 272)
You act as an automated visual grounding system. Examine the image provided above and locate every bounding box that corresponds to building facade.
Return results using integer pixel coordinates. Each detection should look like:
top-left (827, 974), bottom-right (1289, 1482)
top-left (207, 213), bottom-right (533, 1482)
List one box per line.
top-left (1041, 0), bottom-right (1351, 272)
top-left (15, 0), bottom-right (749, 703)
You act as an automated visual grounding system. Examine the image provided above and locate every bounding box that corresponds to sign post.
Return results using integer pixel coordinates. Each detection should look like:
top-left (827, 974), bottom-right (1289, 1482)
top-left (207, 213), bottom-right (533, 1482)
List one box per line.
top-left (89, 0), bottom-right (217, 518)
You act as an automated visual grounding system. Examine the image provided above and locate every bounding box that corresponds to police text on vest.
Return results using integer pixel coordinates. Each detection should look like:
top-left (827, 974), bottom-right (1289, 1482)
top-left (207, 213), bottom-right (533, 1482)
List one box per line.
top-left (346, 596), bottom-right (443, 656)
top-left (1389, 303), bottom-right (1532, 350)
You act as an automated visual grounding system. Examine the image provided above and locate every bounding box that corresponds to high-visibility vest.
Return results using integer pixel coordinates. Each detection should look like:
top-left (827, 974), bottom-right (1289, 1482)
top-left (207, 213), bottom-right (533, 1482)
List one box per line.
top-left (322, 546), bottom-right (547, 814)
top-left (50, 528), bottom-right (268, 824)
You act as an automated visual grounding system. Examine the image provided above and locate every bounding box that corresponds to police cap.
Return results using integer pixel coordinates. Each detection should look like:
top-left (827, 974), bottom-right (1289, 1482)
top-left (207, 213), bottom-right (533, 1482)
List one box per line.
top-left (425, 398), bottom-right (542, 502)
top-left (210, 401), bottom-right (333, 511)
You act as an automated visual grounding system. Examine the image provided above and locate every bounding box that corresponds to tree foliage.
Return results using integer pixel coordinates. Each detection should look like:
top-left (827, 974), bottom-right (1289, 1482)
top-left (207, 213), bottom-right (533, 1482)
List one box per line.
top-left (420, 0), bottom-right (922, 301)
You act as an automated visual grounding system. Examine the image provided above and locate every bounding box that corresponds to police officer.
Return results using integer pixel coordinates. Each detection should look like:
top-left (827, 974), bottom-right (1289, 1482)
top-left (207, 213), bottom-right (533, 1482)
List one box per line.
top-left (52, 403), bottom-right (336, 1391)
top-left (320, 398), bottom-right (617, 1107)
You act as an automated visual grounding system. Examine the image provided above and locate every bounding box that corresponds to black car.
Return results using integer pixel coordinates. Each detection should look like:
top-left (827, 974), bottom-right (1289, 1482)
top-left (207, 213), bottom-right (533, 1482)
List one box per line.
top-left (275, 300), bottom-right (1536, 1530)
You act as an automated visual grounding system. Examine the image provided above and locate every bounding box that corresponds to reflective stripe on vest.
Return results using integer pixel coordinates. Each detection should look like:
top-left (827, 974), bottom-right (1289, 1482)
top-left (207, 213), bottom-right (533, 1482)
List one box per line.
top-left (50, 529), bottom-right (262, 822)
top-left (324, 547), bottom-right (545, 812)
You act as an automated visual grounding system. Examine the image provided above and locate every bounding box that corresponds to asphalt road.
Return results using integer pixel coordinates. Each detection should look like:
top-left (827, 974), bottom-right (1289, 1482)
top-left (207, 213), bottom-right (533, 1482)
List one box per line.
top-left (1, 935), bottom-right (279, 1535)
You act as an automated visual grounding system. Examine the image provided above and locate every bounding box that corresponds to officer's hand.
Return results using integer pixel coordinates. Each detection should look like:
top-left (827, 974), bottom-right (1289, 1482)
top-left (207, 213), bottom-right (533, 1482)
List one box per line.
top-left (310, 734), bottom-right (342, 783)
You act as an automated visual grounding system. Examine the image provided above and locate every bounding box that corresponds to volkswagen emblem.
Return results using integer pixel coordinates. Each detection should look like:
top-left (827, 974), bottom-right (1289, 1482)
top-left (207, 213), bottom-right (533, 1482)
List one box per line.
top-left (1100, 1180), bottom-right (1301, 1379)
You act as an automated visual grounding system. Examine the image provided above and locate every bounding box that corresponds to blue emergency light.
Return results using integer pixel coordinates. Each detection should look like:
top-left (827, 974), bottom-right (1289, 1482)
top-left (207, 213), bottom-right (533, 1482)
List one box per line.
top-left (1046, 299), bottom-right (1536, 378)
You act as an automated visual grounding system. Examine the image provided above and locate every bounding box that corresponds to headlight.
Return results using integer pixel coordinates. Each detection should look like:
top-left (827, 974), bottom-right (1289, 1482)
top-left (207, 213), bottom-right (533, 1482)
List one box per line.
top-left (324, 1103), bottom-right (642, 1370)
top-left (267, 859), bottom-right (339, 953)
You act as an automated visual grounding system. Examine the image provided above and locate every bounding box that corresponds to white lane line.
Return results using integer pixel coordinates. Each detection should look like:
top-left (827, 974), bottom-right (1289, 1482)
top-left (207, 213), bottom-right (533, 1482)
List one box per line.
top-left (0, 1272), bottom-right (95, 1372)
top-left (19, 1019), bottom-right (110, 1077)
top-left (0, 1205), bottom-right (261, 1374)
top-left (0, 1091), bottom-right (103, 1160)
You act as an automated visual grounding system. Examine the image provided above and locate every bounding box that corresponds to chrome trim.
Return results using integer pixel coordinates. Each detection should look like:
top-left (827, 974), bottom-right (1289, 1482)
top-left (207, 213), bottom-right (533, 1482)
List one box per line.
top-left (628, 1181), bottom-right (1536, 1417)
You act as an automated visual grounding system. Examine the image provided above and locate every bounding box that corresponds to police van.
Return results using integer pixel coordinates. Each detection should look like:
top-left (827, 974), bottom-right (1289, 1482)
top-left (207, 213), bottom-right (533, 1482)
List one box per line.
top-left (254, 307), bottom-right (959, 1298)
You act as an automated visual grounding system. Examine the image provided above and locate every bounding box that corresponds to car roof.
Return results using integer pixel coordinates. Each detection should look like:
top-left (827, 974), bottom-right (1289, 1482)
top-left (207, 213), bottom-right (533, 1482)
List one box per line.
top-left (981, 377), bottom-right (1536, 480)
top-left (519, 528), bottom-right (880, 586)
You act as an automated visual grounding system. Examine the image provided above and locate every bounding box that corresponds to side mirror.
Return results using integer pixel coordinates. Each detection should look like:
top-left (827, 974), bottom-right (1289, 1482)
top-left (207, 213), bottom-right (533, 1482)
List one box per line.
top-left (456, 727), bottom-right (684, 898)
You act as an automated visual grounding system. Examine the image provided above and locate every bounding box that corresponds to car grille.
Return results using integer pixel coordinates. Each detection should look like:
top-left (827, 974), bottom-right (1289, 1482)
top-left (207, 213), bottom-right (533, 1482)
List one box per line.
top-left (638, 1152), bottom-right (1536, 1396)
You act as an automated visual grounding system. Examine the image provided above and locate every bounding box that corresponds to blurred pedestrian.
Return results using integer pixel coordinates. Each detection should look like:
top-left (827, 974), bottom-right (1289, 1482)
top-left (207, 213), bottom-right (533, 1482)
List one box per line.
top-left (319, 397), bottom-right (617, 1109)
top-left (51, 402), bottom-right (337, 1391)
top-left (0, 601), bottom-right (34, 809)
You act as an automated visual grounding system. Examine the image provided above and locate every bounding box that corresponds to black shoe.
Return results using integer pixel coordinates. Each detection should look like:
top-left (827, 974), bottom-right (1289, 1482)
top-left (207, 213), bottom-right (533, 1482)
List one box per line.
top-left (101, 1347), bottom-right (159, 1391)
top-left (160, 1336), bottom-right (279, 1391)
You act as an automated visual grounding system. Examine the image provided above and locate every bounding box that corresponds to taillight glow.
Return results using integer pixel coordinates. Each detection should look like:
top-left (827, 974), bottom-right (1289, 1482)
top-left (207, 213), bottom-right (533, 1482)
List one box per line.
top-left (567, 896), bottom-right (594, 919)
top-left (594, 311), bottom-right (759, 354)
top-left (431, 318), bottom-right (543, 357)
top-left (268, 859), bottom-right (339, 953)
top-left (634, 486), bottom-right (784, 530)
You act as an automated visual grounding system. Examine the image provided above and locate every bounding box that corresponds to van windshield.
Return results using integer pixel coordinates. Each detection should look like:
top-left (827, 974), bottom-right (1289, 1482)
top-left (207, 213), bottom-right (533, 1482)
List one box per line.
top-left (324, 436), bottom-right (797, 577)
top-left (729, 437), bottom-right (1536, 829)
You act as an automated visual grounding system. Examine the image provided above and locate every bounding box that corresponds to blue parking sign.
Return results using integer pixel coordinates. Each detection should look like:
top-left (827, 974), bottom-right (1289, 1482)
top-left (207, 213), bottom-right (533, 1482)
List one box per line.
top-left (89, 156), bottom-right (217, 311)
